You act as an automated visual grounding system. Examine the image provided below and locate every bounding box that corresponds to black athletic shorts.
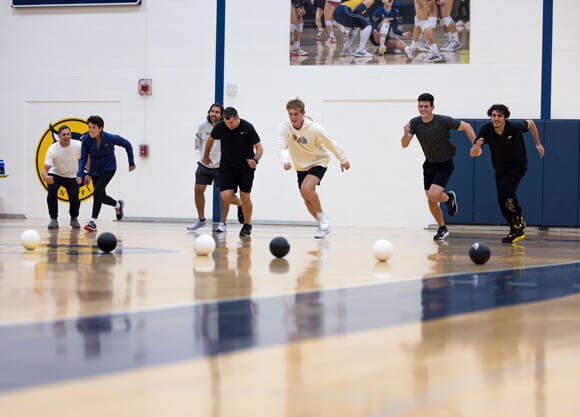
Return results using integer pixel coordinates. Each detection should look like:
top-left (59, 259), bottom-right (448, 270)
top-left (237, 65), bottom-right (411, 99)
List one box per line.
top-left (313, 0), bottom-right (325, 9)
top-left (219, 166), bottom-right (255, 193)
top-left (195, 162), bottom-right (220, 186)
top-left (423, 159), bottom-right (454, 190)
top-left (297, 165), bottom-right (327, 188)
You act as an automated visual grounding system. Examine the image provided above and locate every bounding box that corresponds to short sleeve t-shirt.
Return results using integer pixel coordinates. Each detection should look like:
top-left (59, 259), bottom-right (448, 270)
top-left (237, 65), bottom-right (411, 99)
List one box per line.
top-left (44, 140), bottom-right (82, 178)
top-left (477, 120), bottom-right (529, 170)
top-left (210, 119), bottom-right (261, 169)
top-left (409, 114), bottom-right (461, 163)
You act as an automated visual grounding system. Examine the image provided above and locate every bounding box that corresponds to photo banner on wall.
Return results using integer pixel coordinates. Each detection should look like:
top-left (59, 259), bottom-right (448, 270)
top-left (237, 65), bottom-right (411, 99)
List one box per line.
top-left (290, 0), bottom-right (470, 65)
top-left (12, 0), bottom-right (141, 7)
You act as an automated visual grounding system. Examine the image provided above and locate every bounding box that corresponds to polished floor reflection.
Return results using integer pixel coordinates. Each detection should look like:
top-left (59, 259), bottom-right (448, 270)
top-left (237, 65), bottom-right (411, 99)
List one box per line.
top-left (0, 219), bottom-right (579, 416)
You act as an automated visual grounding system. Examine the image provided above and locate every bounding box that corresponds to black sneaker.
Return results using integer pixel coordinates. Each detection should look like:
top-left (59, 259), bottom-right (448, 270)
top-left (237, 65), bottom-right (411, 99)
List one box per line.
top-left (48, 218), bottom-right (59, 229)
top-left (239, 223), bottom-right (252, 237)
top-left (70, 217), bottom-right (81, 229)
top-left (513, 215), bottom-right (526, 232)
top-left (84, 220), bottom-right (97, 232)
top-left (116, 200), bottom-right (124, 220)
top-left (237, 205), bottom-right (244, 224)
top-left (433, 225), bottom-right (449, 241)
top-left (501, 229), bottom-right (525, 244)
top-left (445, 191), bottom-right (458, 216)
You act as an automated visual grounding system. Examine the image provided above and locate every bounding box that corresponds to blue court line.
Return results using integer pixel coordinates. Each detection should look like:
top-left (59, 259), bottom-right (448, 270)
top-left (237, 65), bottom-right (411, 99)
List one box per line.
top-left (1, 262), bottom-right (579, 393)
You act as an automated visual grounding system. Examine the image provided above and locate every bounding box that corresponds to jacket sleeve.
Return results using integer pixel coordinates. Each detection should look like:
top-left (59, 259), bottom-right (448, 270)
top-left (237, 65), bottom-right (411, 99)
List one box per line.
top-left (316, 125), bottom-right (347, 163)
top-left (77, 136), bottom-right (89, 177)
top-left (111, 134), bottom-right (135, 166)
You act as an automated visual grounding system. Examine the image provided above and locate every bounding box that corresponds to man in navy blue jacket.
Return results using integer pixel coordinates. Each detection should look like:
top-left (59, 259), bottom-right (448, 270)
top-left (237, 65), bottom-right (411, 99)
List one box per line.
top-left (77, 115), bottom-right (136, 232)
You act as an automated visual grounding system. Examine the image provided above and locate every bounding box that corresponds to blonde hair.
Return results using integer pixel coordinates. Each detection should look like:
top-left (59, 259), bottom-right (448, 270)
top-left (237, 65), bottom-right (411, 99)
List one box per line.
top-left (286, 97), bottom-right (305, 112)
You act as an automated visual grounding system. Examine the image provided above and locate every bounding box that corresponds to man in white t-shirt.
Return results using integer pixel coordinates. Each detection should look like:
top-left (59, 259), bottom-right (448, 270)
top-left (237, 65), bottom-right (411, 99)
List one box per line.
top-left (187, 103), bottom-right (243, 233)
top-left (42, 125), bottom-right (82, 229)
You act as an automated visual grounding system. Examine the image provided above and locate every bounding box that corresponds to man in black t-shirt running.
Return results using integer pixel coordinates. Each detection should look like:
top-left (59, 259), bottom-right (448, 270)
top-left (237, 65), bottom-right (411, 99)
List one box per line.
top-left (202, 107), bottom-right (263, 237)
top-left (402, 93), bottom-right (477, 241)
top-left (471, 104), bottom-right (544, 243)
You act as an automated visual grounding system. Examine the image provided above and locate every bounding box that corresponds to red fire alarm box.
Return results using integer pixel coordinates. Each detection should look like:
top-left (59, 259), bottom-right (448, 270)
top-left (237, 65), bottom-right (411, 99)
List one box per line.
top-left (138, 79), bottom-right (152, 96)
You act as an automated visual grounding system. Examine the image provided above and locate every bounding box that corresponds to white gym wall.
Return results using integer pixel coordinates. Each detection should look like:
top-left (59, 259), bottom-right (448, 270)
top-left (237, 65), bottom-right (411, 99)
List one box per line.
top-left (0, 0), bottom-right (578, 228)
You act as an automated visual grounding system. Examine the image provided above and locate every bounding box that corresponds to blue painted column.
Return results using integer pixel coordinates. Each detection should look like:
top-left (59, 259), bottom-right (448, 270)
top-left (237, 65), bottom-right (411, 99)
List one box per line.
top-left (541, 0), bottom-right (553, 120)
top-left (213, 0), bottom-right (226, 222)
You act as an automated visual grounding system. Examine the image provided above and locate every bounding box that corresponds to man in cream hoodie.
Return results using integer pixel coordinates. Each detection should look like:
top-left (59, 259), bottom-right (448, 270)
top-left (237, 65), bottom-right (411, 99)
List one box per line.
top-left (279, 98), bottom-right (350, 238)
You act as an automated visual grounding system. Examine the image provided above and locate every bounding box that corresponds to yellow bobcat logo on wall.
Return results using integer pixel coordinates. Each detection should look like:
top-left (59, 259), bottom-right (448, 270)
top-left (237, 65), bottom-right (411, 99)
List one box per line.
top-left (35, 118), bottom-right (94, 202)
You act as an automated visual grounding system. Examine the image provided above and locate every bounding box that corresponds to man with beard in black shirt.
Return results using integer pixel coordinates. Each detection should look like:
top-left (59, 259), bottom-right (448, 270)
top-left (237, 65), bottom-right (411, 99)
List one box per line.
top-left (471, 104), bottom-right (544, 243)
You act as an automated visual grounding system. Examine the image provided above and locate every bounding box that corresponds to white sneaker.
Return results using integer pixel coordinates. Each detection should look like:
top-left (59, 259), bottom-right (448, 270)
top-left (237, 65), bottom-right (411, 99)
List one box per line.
top-left (186, 219), bottom-right (207, 231)
top-left (378, 45), bottom-right (387, 56)
top-left (215, 222), bottom-right (227, 233)
top-left (441, 40), bottom-right (462, 52)
top-left (404, 45), bottom-right (416, 59)
top-left (354, 48), bottom-right (373, 57)
top-left (318, 212), bottom-right (330, 232)
top-left (314, 227), bottom-right (329, 239)
top-left (416, 40), bottom-right (429, 52)
top-left (291, 47), bottom-right (309, 57)
top-left (339, 47), bottom-right (354, 56)
top-left (422, 52), bottom-right (443, 63)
